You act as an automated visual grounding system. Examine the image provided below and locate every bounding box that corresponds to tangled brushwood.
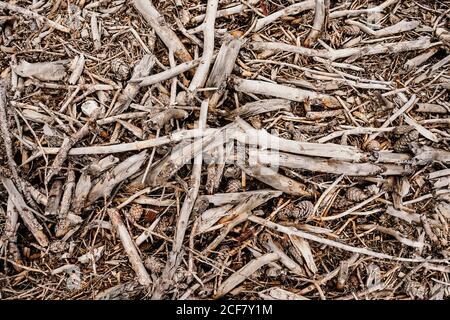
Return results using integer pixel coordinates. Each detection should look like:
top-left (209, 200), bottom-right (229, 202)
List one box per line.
top-left (0, 0), bottom-right (450, 300)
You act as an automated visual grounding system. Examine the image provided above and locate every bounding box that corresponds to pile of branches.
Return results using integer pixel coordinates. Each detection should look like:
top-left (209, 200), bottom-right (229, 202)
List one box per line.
top-left (0, 0), bottom-right (449, 300)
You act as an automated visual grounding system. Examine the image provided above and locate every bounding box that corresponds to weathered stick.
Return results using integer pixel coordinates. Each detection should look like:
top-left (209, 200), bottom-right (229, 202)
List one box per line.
top-left (160, 99), bottom-right (209, 287)
top-left (188, 0), bottom-right (218, 91)
top-left (254, 0), bottom-right (314, 32)
top-left (248, 37), bottom-right (435, 62)
top-left (249, 216), bottom-right (441, 263)
top-left (110, 54), bottom-right (156, 116)
top-left (108, 208), bottom-right (151, 286)
top-left (304, 0), bottom-right (326, 47)
top-left (131, 0), bottom-right (192, 63)
top-left (1, 177), bottom-right (49, 247)
top-left (233, 77), bottom-right (339, 107)
top-left (135, 59), bottom-right (200, 87)
top-left (214, 252), bottom-right (280, 298)
top-left (0, 1), bottom-right (71, 33)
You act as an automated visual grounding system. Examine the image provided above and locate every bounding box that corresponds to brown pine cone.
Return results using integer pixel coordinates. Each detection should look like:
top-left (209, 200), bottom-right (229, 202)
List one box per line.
top-left (278, 201), bottom-right (314, 220)
top-left (224, 166), bottom-right (241, 179)
top-left (291, 200), bottom-right (315, 220)
top-left (333, 196), bottom-right (353, 209)
top-left (341, 25), bottom-right (361, 35)
top-left (128, 203), bottom-right (144, 222)
top-left (111, 58), bottom-right (130, 81)
top-left (365, 139), bottom-right (381, 152)
top-left (394, 130), bottom-right (419, 152)
top-left (404, 280), bottom-right (427, 300)
top-left (346, 187), bottom-right (369, 202)
top-left (225, 179), bottom-right (241, 193)
top-left (248, 115), bottom-right (262, 129)
top-left (144, 256), bottom-right (164, 274)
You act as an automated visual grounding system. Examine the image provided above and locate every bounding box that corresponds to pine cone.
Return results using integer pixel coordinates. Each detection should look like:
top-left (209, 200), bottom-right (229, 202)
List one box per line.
top-left (341, 25), bottom-right (361, 35)
top-left (128, 204), bottom-right (144, 222)
top-left (249, 115), bottom-right (262, 129)
top-left (404, 280), bottom-right (427, 300)
top-left (333, 196), bottom-right (353, 209)
top-left (365, 139), bottom-right (381, 152)
top-left (346, 187), bottom-right (369, 202)
top-left (111, 58), bottom-right (130, 81)
top-left (225, 179), bottom-right (241, 193)
top-left (394, 130), bottom-right (419, 152)
top-left (278, 201), bottom-right (314, 220)
top-left (292, 200), bottom-right (315, 220)
top-left (144, 256), bottom-right (164, 274)
top-left (224, 166), bottom-right (241, 179)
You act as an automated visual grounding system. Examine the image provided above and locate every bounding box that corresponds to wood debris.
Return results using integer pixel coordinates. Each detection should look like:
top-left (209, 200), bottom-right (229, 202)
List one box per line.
top-left (0, 0), bottom-right (449, 301)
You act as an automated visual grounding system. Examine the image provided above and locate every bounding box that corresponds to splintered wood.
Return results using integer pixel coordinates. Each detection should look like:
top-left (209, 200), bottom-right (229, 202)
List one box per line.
top-left (0, 0), bottom-right (449, 300)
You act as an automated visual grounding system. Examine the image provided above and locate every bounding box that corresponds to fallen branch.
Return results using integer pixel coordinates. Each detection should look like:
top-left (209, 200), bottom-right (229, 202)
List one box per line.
top-left (131, 0), bottom-right (192, 63)
top-left (108, 208), bottom-right (151, 286)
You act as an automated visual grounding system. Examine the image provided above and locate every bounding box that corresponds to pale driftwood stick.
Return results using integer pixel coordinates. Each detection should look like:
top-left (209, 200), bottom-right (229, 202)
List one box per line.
top-left (289, 235), bottom-right (318, 274)
top-left (0, 1), bottom-right (71, 33)
top-left (238, 161), bottom-right (311, 196)
top-left (416, 103), bottom-right (448, 114)
top-left (108, 208), bottom-right (151, 286)
top-left (97, 112), bottom-right (149, 125)
top-left (14, 60), bottom-right (67, 82)
top-left (249, 216), bottom-right (441, 263)
top-left (304, 0), bottom-right (326, 47)
top-left (91, 13), bottom-right (101, 50)
top-left (110, 54), bottom-right (156, 116)
top-left (56, 166), bottom-right (75, 220)
top-left (235, 118), bottom-right (366, 161)
top-left (329, 0), bottom-right (399, 19)
top-left (346, 19), bottom-right (420, 38)
top-left (214, 253), bottom-right (280, 298)
top-left (252, 149), bottom-right (406, 176)
top-left (404, 48), bottom-right (439, 71)
top-left (322, 192), bottom-right (386, 221)
top-left (254, 0), bottom-right (314, 32)
top-left (233, 77), bottom-right (339, 107)
top-left (204, 191), bottom-right (282, 252)
top-left (145, 123), bottom-right (237, 186)
top-left (205, 142), bottom-right (233, 194)
top-left (248, 37), bottom-right (435, 62)
top-left (259, 287), bottom-right (309, 300)
top-left (195, 204), bottom-right (234, 235)
top-left (230, 99), bottom-right (291, 119)
top-left (191, 0), bottom-right (260, 24)
top-left (197, 190), bottom-right (282, 207)
top-left (403, 114), bottom-right (439, 143)
top-left (134, 59), bottom-right (200, 87)
top-left (0, 81), bottom-right (25, 197)
top-left (206, 35), bottom-right (242, 108)
top-left (188, 0), bottom-right (218, 91)
top-left (146, 109), bottom-right (188, 130)
top-left (45, 111), bottom-right (99, 184)
top-left (160, 99), bottom-right (209, 287)
top-left (131, 0), bottom-right (192, 63)
top-left (265, 236), bottom-right (304, 276)
top-left (365, 95), bottom-right (417, 146)
top-left (68, 54), bottom-right (85, 85)
top-left (412, 145), bottom-right (450, 165)
top-left (40, 128), bottom-right (217, 155)
top-left (45, 180), bottom-right (63, 216)
top-left (1, 177), bottom-right (49, 247)
top-left (87, 151), bottom-right (147, 205)
top-left (360, 224), bottom-right (424, 249)
top-left (317, 126), bottom-right (395, 143)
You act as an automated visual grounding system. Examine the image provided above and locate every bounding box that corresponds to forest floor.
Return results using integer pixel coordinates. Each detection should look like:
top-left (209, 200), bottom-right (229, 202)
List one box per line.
top-left (0, 0), bottom-right (449, 300)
